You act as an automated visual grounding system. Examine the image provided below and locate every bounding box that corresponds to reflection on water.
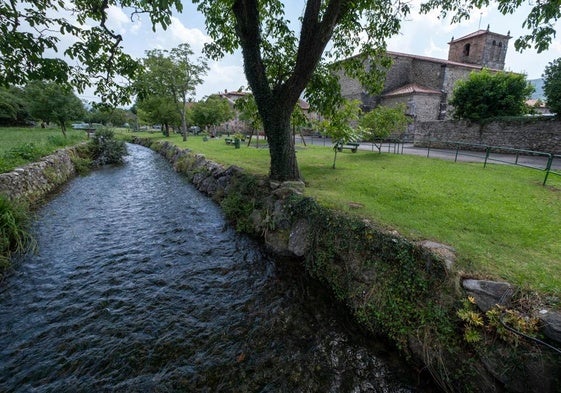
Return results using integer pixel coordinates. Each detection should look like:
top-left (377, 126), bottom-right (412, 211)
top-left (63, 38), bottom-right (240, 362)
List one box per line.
top-left (0, 144), bottom-right (429, 392)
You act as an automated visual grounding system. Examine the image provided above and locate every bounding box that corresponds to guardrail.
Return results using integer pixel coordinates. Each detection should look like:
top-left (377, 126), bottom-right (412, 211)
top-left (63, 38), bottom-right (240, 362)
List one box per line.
top-left (423, 140), bottom-right (560, 186)
top-left (300, 135), bottom-right (561, 186)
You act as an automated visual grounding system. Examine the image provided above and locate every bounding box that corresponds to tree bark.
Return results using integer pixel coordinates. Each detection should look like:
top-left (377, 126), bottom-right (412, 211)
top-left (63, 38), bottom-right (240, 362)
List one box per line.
top-left (232, 0), bottom-right (344, 181)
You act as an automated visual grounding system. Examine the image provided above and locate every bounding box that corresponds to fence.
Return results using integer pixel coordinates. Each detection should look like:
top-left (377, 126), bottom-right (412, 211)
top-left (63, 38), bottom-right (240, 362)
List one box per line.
top-left (423, 140), bottom-right (561, 186)
top-left (300, 135), bottom-right (561, 186)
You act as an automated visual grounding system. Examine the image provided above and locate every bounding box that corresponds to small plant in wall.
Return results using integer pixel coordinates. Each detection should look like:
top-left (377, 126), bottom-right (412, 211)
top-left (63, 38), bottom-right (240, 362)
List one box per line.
top-left (457, 296), bottom-right (540, 346)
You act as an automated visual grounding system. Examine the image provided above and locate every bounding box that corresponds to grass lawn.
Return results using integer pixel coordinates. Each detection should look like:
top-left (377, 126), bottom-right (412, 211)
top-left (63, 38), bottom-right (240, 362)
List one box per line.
top-left (122, 131), bottom-right (561, 297)
top-left (0, 127), bottom-right (87, 173)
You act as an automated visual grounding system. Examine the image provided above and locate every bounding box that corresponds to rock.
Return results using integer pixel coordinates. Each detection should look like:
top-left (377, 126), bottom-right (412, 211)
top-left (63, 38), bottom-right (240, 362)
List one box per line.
top-left (288, 219), bottom-right (310, 257)
top-left (462, 279), bottom-right (514, 312)
top-left (539, 310), bottom-right (561, 345)
top-left (417, 240), bottom-right (456, 271)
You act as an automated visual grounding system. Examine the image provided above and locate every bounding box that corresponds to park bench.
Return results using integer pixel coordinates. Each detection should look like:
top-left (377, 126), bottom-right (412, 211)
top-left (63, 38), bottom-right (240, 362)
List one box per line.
top-left (335, 142), bottom-right (360, 153)
top-left (225, 138), bottom-right (233, 144)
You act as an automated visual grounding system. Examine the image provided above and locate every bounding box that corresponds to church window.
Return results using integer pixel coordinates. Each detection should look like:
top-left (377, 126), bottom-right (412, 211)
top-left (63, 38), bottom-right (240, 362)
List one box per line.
top-left (463, 43), bottom-right (471, 56)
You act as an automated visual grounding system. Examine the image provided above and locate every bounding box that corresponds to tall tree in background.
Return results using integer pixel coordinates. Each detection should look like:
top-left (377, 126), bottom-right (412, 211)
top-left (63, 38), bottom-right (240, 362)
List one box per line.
top-left (2, 0), bottom-right (561, 179)
top-left (135, 44), bottom-right (208, 141)
top-left (0, 87), bottom-right (29, 126)
top-left (24, 81), bottom-right (85, 137)
top-left (136, 96), bottom-right (180, 136)
top-left (190, 95), bottom-right (234, 133)
top-left (542, 58), bottom-right (561, 117)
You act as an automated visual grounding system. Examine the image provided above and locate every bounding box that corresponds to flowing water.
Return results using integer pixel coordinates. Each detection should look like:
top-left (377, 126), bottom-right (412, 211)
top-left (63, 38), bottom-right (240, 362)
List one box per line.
top-left (0, 143), bottom-right (433, 392)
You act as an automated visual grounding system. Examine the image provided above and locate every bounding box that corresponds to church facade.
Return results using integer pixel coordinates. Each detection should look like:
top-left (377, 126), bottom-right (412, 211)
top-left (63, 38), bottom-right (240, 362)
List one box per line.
top-left (339, 28), bottom-right (511, 122)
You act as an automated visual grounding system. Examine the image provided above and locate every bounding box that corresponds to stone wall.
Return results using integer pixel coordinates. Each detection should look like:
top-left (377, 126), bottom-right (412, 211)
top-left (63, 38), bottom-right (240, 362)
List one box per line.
top-left (133, 137), bottom-right (561, 393)
top-left (0, 147), bottom-right (78, 204)
top-left (414, 118), bottom-right (561, 154)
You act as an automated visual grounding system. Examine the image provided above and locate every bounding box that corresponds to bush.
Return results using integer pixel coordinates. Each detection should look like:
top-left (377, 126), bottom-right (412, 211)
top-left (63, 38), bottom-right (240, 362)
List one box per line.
top-left (450, 70), bottom-right (534, 121)
top-left (89, 128), bottom-right (128, 166)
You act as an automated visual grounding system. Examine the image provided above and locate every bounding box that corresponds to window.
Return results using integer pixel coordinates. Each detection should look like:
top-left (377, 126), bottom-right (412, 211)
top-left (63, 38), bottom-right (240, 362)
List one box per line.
top-left (463, 43), bottom-right (471, 56)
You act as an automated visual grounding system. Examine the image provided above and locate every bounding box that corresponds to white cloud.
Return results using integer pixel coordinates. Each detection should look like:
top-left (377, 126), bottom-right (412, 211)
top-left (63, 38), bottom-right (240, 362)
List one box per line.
top-left (106, 6), bottom-right (131, 35)
top-left (197, 60), bottom-right (247, 99)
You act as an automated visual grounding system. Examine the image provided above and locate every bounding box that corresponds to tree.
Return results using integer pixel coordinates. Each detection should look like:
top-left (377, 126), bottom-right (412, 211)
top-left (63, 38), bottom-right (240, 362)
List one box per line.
top-left (24, 81), bottom-right (85, 136)
top-left (2, 0), bottom-right (561, 180)
top-left (136, 96), bottom-right (180, 136)
top-left (135, 44), bottom-right (208, 141)
top-left (449, 70), bottom-right (534, 121)
top-left (0, 87), bottom-right (29, 126)
top-left (360, 105), bottom-right (411, 153)
top-left (315, 100), bottom-right (362, 169)
top-left (190, 96), bottom-right (234, 134)
top-left (542, 58), bottom-right (561, 117)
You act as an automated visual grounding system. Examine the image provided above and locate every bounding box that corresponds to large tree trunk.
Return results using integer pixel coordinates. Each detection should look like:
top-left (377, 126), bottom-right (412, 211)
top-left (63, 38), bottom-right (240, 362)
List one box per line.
top-left (232, 0), bottom-right (342, 181)
top-left (261, 103), bottom-right (300, 181)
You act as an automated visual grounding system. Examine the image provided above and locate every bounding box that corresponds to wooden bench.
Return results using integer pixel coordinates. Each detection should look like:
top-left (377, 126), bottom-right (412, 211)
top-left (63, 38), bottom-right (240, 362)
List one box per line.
top-left (335, 142), bottom-right (360, 153)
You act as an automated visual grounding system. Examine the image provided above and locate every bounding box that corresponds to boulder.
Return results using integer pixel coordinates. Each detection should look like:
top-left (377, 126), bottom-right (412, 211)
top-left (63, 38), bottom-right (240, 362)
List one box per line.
top-left (462, 279), bottom-right (514, 312)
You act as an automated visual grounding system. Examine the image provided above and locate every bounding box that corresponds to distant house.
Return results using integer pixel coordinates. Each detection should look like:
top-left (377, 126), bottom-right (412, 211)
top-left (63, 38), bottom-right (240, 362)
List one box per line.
top-left (338, 27), bottom-right (512, 122)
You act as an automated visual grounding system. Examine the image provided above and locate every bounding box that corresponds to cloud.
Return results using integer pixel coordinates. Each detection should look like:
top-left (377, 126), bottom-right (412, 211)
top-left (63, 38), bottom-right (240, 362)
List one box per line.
top-left (197, 60), bottom-right (247, 99)
top-left (106, 6), bottom-right (131, 35)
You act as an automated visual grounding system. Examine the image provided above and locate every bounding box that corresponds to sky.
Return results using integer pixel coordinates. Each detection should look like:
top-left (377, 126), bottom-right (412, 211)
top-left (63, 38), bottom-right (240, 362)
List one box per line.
top-left (77, 1), bottom-right (561, 103)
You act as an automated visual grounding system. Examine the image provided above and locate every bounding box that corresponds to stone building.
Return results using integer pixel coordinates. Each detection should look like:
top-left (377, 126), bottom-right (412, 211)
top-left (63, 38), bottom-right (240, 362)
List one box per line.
top-left (339, 27), bottom-right (511, 122)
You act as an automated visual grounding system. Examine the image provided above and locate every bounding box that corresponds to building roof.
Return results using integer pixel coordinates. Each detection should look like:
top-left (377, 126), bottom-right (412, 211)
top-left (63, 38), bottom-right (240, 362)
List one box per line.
top-left (448, 28), bottom-right (511, 44)
top-left (382, 83), bottom-right (442, 98)
top-left (386, 50), bottom-right (489, 71)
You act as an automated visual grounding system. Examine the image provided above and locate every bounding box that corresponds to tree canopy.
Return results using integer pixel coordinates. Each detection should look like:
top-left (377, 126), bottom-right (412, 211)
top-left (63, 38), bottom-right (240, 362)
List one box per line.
top-left (24, 81), bottom-right (85, 136)
top-left (190, 95), bottom-right (234, 132)
top-left (542, 58), bottom-right (561, 117)
top-left (360, 105), bottom-right (411, 152)
top-left (449, 70), bottom-right (534, 121)
top-left (135, 44), bottom-right (208, 140)
top-left (2, 0), bottom-right (560, 179)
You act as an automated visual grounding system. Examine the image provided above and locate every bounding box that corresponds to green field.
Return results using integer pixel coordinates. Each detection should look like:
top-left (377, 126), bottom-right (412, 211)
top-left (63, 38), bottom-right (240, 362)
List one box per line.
top-left (0, 127), bottom-right (87, 173)
top-left (122, 131), bottom-right (561, 297)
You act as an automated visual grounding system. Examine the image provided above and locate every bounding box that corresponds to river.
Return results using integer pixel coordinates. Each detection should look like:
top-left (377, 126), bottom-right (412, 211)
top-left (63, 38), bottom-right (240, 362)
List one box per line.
top-left (0, 143), bottom-right (433, 392)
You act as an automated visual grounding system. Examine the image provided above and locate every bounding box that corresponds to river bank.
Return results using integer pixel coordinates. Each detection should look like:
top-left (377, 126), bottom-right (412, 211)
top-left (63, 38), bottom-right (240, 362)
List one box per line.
top-left (2, 138), bottom-right (560, 392)
top-left (131, 137), bottom-right (560, 393)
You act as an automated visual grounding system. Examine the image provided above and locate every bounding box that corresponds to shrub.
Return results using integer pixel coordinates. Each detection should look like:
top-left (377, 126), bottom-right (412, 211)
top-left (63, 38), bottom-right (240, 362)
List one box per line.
top-left (89, 128), bottom-right (128, 166)
top-left (450, 70), bottom-right (534, 121)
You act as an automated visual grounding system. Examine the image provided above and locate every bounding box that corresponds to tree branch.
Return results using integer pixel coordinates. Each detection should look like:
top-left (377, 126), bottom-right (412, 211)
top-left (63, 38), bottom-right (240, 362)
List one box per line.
top-left (232, 0), bottom-right (271, 104)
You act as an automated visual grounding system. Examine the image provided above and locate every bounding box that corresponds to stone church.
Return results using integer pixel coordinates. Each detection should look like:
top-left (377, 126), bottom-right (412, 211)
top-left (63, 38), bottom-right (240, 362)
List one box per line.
top-left (339, 27), bottom-right (511, 121)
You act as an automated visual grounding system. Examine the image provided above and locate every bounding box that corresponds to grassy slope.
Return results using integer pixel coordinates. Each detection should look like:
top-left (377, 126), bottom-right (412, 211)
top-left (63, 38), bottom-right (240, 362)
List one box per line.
top-left (0, 127), bottom-right (86, 172)
top-left (125, 131), bottom-right (561, 296)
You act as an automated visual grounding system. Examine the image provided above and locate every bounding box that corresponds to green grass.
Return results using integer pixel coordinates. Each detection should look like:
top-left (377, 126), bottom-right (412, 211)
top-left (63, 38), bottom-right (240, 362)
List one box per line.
top-left (0, 127), bottom-right (87, 173)
top-left (123, 131), bottom-right (561, 296)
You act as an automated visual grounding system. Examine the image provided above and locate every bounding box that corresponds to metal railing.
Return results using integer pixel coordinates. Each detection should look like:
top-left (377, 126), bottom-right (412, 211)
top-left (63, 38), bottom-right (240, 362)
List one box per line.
top-left (422, 140), bottom-right (560, 186)
top-left (299, 135), bottom-right (561, 186)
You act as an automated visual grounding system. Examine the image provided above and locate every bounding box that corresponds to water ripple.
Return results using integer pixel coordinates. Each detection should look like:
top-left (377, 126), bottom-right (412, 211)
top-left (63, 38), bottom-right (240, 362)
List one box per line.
top-left (0, 144), bottom-right (429, 392)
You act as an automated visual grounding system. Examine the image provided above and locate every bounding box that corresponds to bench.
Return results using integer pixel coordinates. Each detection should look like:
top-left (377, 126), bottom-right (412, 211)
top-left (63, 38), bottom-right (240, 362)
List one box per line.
top-left (225, 138), bottom-right (233, 144)
top-left (335, 142), bottom-right (360, 153)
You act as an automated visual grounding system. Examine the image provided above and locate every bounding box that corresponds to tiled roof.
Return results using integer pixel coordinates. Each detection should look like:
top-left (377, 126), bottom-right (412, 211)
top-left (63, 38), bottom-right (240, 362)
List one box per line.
top-left (386, 51), bottom-right (487, 70)
top-left (449, 29), bottom-right (511, 43)
top-left (382, 83), bottom-right (442, 97)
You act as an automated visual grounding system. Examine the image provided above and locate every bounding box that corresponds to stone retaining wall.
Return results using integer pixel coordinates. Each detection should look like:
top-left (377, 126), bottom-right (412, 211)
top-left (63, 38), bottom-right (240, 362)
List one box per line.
top-left (133, 137), bottom-right (561, 393)
top-left (415, 118), bottom-right (561, 154)
top-left (0, 147), bottom-right (78, 204)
